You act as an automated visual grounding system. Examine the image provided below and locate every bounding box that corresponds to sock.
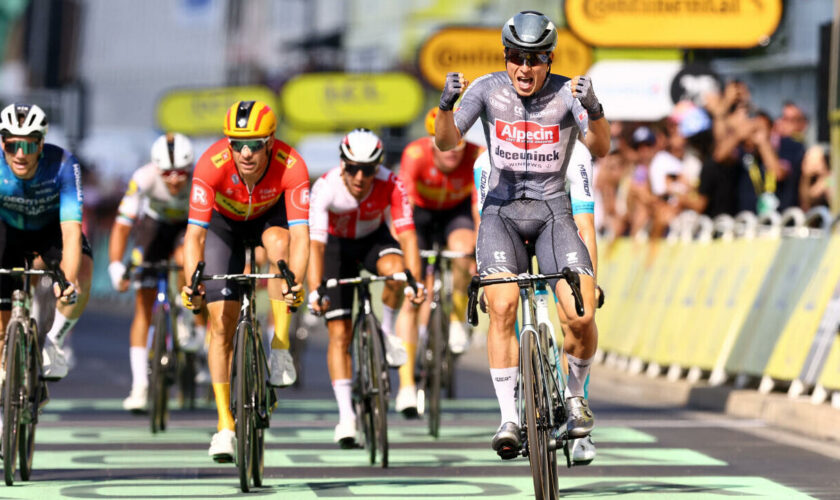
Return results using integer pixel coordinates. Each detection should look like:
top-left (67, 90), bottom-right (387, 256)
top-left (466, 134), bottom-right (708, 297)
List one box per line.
top-left (418, 324), bottom-right (428, 346)
top-left (213, 382), bottom-right (235, 431)
top-left (47, 311), bottom-right (77, 347)
top-left (129, 346), bottom-right (148, 389)
top-left (270, 300), bottom-right (291, 350)
top-left (398, 341), bottom-right (417, 388)
top-left (565, 353), bottom-right (594, 398)
top-left (381, 305), bottom-right (397, 338)
top-left (450, 290), bottom-right (468, 325)
top-left (491, 367), bottom-right (519, 426)
top-left (332, 379), bottom-right (355, 422)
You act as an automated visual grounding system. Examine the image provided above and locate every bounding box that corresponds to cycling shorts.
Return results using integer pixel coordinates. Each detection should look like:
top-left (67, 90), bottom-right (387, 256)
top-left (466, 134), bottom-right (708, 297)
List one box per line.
top-left (132, 217), bottom-right (187, 289)
top-left (203, 200), bottom-right (288, 303)
top-left (413, 197), bottom-right (474, 252)
top-left (476, 195), bottom-right (593, 290)
top-left (322, 225), bottom-right (402, 321)
top-left (0, 218), bottom-right (93, 310)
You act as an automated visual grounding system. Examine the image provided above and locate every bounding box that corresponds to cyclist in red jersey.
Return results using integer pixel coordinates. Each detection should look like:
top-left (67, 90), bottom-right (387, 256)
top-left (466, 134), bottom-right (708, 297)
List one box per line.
top-left (398, 107), bottom-right (481, 376)
top-left (181, 100), bottom-right (310, 462)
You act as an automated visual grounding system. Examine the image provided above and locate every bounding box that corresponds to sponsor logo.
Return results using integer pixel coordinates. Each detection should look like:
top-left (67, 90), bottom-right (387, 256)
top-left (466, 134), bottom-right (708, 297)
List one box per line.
top-left (579, 164), bottom-right (591, 196)
top-left (191, 185), bottom-right (208, 206)
top-left (211, 150), bottom-right (230, 168)
top-left (495, 120), bottom-right (559, 149)
top-left (290, 182), bottom-right (310, 211)
top-left (489, 97), bottom-right (506, 111)
top-left (125, 180), bottom-right (138, 196)
top-left (566, 251), bottom-right (578, 264)
top-left (494, 145), bottom-right (561, 163)
top-left (493, 250), bottom-right (506, 262)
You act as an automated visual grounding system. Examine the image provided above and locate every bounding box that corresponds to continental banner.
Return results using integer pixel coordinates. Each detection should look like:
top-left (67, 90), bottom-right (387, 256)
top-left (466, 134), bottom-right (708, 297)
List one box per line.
top-left (418, 27), bottom-right (592, 90)
top-left (565, 0), bottom-right (782, 48)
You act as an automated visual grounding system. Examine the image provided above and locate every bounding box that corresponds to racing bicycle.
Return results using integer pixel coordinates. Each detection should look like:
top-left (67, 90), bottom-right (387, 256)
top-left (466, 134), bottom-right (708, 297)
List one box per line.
top-left (0, 258), bottom-right (70, 485)
top-left (189, 247), bottom-right (288, 492)
top-left (320, 270), bottom-right (417, 468)
top-left (467, 264), bottom-right (584, 500)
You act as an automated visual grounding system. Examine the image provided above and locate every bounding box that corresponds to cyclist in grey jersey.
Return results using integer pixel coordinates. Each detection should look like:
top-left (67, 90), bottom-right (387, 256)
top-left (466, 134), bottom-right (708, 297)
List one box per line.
top-left (435, 10), bottom-right (610, 460)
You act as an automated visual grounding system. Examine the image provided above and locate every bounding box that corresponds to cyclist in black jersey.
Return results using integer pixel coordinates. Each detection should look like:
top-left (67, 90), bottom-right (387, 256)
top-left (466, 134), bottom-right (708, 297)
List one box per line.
top-left (435, 11), bottom-right (610, 461)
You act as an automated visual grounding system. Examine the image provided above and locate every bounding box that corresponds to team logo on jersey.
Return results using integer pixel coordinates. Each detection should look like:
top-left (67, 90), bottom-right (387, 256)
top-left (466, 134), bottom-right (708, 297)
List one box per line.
top-left (275, 148), bottom-right (289, 165)
top-left (495, 120), bottom-right (559, 149)
top-left (211, 150), bottom-right (231, 168)
top-left (191, 184), bottom-right (209, 207)
top-left (125, 180), bottom-right (138, 196)
top-left (289, 182), bottom-right (310, 212)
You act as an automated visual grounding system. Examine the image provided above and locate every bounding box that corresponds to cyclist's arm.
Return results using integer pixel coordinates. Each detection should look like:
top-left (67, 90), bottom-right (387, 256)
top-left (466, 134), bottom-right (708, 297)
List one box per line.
top-left (567, 140), bottom-right (597, 278)
top-left (307, 240), bottom-right (325, 294)
top-left (108, 221), bottom-right (132, 263)
top-left (581, 112), bottom-right (610, 158)
top-left (396, 229), bottom-right (422, 283)
top-left (437, 74), bottom-right (485, 151)
top-left (287, 224), bottom-right (309, 287)
top-left (435, 110), bottom-right (462, 151)
top-left (183, 223), bottom-right (206, 292)
top-left (60, 221), bottom-right (84, 285)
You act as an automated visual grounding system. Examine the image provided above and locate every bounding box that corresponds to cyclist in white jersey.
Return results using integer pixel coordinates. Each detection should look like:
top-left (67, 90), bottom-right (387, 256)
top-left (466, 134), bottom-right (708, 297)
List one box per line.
top-left (436, 10), bottom-right (610, 459)
top-left (107, 133), bottom-right (203, 411)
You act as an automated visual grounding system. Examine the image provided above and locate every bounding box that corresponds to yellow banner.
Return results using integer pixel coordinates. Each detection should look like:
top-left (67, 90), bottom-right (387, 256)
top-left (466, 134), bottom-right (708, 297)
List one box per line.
top-left (157, 86), bottom-right (277, 136)
top-left (818, 337), bottom-right (840, 390)
top-left (418, 27), bottom-right (592, 90)
top-left (565, 0), bottom-right (782, 48)
top-left (280, 73), bottom-right (423, 130)
top-left (765, 236), bottom-right (840, 382)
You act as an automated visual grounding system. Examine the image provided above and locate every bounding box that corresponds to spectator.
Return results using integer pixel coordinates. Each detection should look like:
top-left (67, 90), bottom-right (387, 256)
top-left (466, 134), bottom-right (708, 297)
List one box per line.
top-left (757, 110), bottom-right (805, 211)
top-left (594, 148), bottom-right (631, 238)
top-left (626, 126), bottom-right (659, 236)
top-left (799, 144), bottom-right (832, 210)
top-left (776, 101), bottom-right (809, 145)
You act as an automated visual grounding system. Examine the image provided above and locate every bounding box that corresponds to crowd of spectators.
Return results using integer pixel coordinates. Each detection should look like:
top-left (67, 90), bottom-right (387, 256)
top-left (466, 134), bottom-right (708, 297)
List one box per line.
top-left (593, 81), bottom-right (833, 240)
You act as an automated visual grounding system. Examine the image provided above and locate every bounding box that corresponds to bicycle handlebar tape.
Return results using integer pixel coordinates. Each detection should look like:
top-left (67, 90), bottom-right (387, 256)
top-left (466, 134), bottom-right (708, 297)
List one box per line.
top-left (467, 275), bottom-right (481, 327)
top-left (189, 261), bottom-right (205, 315)
top-left (277, 260), bottom-right (298, 313)
top-left (404, 269), bottom-right (418, 294)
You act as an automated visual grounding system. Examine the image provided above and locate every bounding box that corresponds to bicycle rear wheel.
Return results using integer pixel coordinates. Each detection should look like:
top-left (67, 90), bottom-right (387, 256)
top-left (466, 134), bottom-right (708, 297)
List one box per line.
top-left (251, 334), bottom-right (266, 487)
top-left (234, 320), bottom-right (254, 492)
top-left (366, 316), bottom-right (389, 468)
top-left (522, 329), bottom-right (557, 500)
top-left (18, 322), bottom-right (40, 481)
top-left (3, 320), bottom-right (25, 485)
top-left (426, 304), bottom-right (444, 438)
top-left (149, 309), bottom-right (169, 433)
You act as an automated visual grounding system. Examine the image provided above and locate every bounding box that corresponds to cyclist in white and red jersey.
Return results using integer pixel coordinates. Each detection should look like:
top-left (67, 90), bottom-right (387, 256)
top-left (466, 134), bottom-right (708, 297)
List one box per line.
top-left (435, 11), bottom-right (610, 460)
top-left (180, 100), bottom-right (310, 462)
top-left (307, 128), bottom-right (425, 448)
top-left (108, 133), bottom-right (206, 412)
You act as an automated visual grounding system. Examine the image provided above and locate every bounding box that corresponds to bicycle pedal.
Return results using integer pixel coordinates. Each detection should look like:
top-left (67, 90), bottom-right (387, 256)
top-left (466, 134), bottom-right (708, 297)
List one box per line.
top-left (496, 445), bottom-right (519, 460)
top-left (212, 453), bottom-right (234, 464)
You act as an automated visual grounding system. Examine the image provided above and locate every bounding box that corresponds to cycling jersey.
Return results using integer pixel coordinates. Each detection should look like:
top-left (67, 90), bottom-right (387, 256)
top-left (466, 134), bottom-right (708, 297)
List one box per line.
top-left (454, 71), bottom-right (589, 201)
top-left (474, 140), bottom-right (594, 215)
top-left (187, 138), bottom-right (309, 228)
top-left (0, 143), bottom-right (83, 231)
top-left (117, 163), bottom-right (190, 226)
top-left (309, 166), bottom-right (414, 243)
top-left (398, 137), bottom-right (482, 210)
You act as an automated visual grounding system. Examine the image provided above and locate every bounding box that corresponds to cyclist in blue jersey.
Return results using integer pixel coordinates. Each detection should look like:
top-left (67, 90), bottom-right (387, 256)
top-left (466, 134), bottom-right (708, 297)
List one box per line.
top-left (0, 103), bottom-right (93, 384)
top-left (436, 11), bottom-right (610, 460)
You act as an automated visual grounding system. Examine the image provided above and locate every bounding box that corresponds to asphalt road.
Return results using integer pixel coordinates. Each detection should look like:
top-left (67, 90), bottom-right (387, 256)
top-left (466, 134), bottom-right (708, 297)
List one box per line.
top-left (2, 304), bottom-right (837, 499)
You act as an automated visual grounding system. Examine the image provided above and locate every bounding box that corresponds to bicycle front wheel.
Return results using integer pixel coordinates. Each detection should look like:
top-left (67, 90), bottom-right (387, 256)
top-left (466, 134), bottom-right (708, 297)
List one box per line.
top-left (18, 321), bottom-right (40, 481)
top-left (234, 320), bottom-right (255, 492)
top-left (3, 320), bottom-right (25, 485)
top-left (522, 330), bottom-right (557, 500)
top-left (251, 332), bottom-right (266, 487)
top-left (426, 304), bottom-right (444, 438)
top-left (366, 316), bottom-right (389, 468)
top-left (149, 309), bottom-right (169, 433)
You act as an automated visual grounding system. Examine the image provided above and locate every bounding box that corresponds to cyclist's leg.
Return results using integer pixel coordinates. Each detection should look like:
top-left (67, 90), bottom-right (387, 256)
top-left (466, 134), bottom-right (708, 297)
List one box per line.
top-left (476, 201), bottom-right (530, 455)
top-left (173, 240), bottom-right (207, 351)
top-left (411, 206), bottom-right (435, 352)
top-left (444, 199), bottom-right (476, 353)
top-left (0, 218), bottom-right (22, 356)
top-left (123, 288), bottom-right (155, 410)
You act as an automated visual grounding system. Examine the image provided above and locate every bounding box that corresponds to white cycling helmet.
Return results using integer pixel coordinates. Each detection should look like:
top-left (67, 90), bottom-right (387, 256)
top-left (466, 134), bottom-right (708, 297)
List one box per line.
top-left (501, 11), bottom-right (558, 53)
top-left (339, 128), bottom-right (383, 164)
top-left (151, 132), bottom-right (194, 170)
top-left (0, 103), bottom-right (49, 138)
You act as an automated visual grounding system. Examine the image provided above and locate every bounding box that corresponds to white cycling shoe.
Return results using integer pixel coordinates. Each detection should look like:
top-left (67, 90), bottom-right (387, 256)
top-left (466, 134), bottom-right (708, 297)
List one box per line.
top-left (269, 349), bottom-right (297, 387)
top-left (334, 419), bottom-right (357, 449)
top-left (208, 429), bottom-right (236, 462)
top-left (448, 321), bottom-right (471, 354)
top-left (394, 386), bottom-right (419, 418)
top-left (384, 335), bottom-right (407, 367)
top-left (571, 435), bottom-right (596, 466)
top-left (42, 339), bottom-right (69, 380)
top-left (122, 385), bottom-right (148, 412)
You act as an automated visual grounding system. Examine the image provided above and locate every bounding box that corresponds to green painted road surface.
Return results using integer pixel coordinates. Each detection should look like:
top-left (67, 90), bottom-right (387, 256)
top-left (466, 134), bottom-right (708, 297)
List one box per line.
top-left (0, 397), bottom-right (827, 498)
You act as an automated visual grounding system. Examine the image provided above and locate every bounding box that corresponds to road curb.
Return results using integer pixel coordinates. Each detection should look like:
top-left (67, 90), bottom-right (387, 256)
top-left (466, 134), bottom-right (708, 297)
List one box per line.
top-left (594, 363), bottom-right (840, 442)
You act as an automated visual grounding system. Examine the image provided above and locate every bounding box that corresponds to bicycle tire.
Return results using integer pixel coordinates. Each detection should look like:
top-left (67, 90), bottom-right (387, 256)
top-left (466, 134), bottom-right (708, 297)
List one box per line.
top-left (251, 329), bottom-right (266, 487)
top-left (522, 329), bottom-right (555, 500)
top-left (149, 308), bottom-right (168, 433)
top-left (366, 315), bottom-right (389, 468)
top-left (178, 351), bottom-right (197, 410)
top-left (234, 320), bottom-right (254, 492)
top-left (352, 314), bottom-right (376, 465)
top-left (3, 320), bottom-right (25, 485)
top-left (538, 324), bottom-right (559, 496)
top-left (18, 321), bottom-right (40, 482)
top-left (427, 304), bottom-right (444, 438)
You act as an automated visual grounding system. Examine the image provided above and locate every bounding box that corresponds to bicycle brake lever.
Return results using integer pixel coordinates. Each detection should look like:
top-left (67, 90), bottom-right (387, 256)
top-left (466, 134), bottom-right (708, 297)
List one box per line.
top-left (277, 260), bottom-right (299, 313)
top-left (467, 275), bottom-right (481, 327)
top-left (188, 262), bottom-right (205, 315)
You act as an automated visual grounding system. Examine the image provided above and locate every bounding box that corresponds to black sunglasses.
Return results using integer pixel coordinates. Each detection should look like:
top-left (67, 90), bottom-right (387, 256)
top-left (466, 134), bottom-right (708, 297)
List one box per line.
top-left (344, 161), bottom-right (377, 177)
top-left (505, 49), bottom-right (551, 67)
